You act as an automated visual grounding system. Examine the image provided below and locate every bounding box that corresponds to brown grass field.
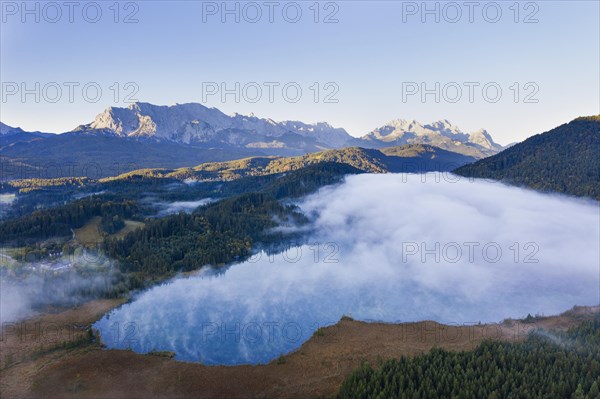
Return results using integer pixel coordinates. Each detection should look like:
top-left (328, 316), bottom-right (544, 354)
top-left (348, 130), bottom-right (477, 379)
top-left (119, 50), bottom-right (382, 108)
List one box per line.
top-left (110, 220), bottom-right (145, 240)
top-left (73, 218), bottom-right (145, 244)
top-left (1, 300), bottom-right (597, 399)
top-left (73, 217), bottom-right (103, 245)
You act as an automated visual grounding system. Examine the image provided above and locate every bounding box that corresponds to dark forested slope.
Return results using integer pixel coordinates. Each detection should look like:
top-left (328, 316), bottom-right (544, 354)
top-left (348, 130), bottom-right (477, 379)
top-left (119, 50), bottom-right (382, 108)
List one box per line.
top-left (338, 317), bottom-right (600, 399)
top-left (454, 116), bottom-right (600, 199)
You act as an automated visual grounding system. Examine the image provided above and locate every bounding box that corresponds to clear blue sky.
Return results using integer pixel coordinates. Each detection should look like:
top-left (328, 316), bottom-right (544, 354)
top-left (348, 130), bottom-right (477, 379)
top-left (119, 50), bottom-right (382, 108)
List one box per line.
top-left (1, 0), bottom-right (598, 144)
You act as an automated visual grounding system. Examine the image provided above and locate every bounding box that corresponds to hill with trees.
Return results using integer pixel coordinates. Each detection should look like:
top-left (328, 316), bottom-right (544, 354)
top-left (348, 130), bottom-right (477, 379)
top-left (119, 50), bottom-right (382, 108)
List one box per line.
top-left (338, 317), bottom-right (600, 398)
top-left (105, 144), bottom-right (475, 182)
top-left (454, 116), bottom-right (600, 200)
top-left (0, 162), bottom-right (363, 292)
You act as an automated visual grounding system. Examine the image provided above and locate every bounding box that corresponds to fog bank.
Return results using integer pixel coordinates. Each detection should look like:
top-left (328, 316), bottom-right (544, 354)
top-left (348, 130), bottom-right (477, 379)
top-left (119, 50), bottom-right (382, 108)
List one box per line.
top-left (92, 173), bottom-right (599, 364)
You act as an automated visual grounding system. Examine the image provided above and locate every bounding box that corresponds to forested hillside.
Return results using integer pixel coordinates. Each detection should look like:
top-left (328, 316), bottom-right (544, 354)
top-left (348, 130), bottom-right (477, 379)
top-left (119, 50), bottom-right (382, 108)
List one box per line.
top-left (454, 116), bottom-right (600, 199)
top-left (105, 162), bottom-right (359, 278)
top-left (1, 145), bottom-right (472, 207)
top-left (0, 133), bottom-right (271, 178)
top-left (0, 197), bottom-right (140, 243)
top-left (104, 144), bottom-right (475, 182)
top-left (0, 162), bottom-right (361, 292)
top-left (338, 318), bottom-right (600, 398)
top-left (105, 193), bottom-right (305, 277)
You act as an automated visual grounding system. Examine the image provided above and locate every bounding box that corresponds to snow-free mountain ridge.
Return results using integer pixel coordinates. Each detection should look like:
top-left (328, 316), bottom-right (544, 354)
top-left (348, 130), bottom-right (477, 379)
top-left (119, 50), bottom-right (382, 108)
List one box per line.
top-left (70, 102), bottom-right (503, 156)
top-left (1, 102), bottom-right (504, 163)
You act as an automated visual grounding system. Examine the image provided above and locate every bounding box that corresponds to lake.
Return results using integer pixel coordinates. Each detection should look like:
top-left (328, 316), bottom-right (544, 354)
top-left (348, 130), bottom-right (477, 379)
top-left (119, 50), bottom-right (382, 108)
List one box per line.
top-left (94, 174), bottom-right (600, 365)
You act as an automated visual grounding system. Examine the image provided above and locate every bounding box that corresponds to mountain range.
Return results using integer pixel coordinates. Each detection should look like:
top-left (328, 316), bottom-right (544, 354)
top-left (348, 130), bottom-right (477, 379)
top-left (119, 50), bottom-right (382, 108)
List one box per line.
top-left (0, 122), bottom-right (53, 147)
top-left (0, 102), bottom-right (504, 179)
top-left (74, 102), bottom-right (502, 156)
top-left (76, 114), bottom-right (600, 201)
top-left (71, 102), bottom-right (501, 153)
top-left (360, 118), bottom-right (502, 157)
top-left (1, 113), bottom-right (598, 201)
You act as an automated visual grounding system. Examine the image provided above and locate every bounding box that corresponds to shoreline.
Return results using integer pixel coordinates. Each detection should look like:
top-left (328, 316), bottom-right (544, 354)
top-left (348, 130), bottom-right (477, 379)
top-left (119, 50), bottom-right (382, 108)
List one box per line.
top-left (1, 301), bottom-right (597, 398)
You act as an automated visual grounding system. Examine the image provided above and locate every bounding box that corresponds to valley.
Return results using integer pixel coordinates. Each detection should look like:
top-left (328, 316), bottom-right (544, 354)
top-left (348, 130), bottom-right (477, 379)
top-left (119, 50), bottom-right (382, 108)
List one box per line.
top-left (3, 2), bottom-right (599, 396)
top-left (0, 115), bottom-right (598, 398)
top-left (0, 103), bottom-right (500, 179)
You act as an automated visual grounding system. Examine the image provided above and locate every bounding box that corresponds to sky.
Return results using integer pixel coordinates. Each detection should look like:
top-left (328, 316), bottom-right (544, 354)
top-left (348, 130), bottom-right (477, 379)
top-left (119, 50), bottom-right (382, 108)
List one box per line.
top-left (1, 0), bottom-right (598, 144)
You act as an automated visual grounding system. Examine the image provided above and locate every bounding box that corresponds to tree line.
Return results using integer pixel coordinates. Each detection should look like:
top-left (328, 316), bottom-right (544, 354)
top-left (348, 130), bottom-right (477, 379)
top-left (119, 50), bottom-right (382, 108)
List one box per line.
top-left (0, 196), bottom-right (139, 244)
top-left (338, 318), bottom-right (600, 399)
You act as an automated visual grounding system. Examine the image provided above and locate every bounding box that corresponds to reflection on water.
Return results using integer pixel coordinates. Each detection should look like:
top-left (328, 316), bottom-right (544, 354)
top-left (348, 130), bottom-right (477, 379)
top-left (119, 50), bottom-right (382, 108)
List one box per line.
top-left (94, 174), bottom-right (600, 365)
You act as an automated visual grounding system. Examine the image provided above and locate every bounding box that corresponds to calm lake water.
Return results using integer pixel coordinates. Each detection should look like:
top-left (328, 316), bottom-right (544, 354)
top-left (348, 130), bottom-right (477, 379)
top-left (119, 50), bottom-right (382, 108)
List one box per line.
top-left (94, 174), bottom-right (600, 365)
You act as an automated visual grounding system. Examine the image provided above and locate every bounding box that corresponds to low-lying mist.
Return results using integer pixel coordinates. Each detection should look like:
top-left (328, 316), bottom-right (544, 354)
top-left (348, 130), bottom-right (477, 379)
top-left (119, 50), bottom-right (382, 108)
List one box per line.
top-left (152, 198), bottom-right (214, 216)
top-left (0, 254), bottom-right (119, 324)
top-left (95, 174), bottom-right (599, 365)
